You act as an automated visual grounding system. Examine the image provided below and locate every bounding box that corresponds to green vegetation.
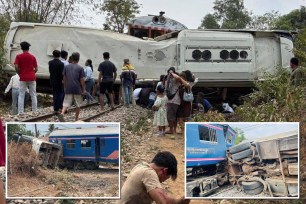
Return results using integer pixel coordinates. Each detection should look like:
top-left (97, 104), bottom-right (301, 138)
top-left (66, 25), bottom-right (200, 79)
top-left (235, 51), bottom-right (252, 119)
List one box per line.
top-left (125, 111), bottom-right (151, 133)
top-left (101, 0), bottom-right (140, 33)
top-left (235, 68), bottom-right (305, 122)
top-left (192, 111), bottom-right (226, 122)
top-left (199, 1), bottom-right (306, 31)
top-left (234, 128), bottom-right (246, 145)
top-left (7, 124), bottom-right (34, 141)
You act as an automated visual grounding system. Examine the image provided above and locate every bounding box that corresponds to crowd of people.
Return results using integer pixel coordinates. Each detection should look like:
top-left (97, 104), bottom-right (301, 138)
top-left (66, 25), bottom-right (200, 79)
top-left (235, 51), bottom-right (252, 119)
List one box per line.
top-left (4, 42), bottom-right (303, 125)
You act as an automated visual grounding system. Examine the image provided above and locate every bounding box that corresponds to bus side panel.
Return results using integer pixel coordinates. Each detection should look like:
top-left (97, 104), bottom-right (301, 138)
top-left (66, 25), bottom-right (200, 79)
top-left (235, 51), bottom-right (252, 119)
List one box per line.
top-left (98, 135), bottom-right (119, 164)
top-left (186, 124), bottom-right (227, 167)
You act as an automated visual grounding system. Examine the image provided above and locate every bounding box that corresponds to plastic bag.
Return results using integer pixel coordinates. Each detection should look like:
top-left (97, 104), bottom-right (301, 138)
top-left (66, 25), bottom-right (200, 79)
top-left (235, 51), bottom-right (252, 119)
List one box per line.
top-left (183, 91), bottom-right (194, 102)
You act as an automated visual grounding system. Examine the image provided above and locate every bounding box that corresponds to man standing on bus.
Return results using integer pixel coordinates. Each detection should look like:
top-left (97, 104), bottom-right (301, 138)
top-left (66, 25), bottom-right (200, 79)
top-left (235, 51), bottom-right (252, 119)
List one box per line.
top-left (14, 41), bottom-right (38, 114)
top-left (98, 52), bottom-right (117, 111)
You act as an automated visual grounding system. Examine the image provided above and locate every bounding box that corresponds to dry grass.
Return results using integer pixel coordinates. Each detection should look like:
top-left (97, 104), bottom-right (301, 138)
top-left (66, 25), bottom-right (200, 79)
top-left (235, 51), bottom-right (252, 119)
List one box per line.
top-left (8, 142), bottom-right (40, 177)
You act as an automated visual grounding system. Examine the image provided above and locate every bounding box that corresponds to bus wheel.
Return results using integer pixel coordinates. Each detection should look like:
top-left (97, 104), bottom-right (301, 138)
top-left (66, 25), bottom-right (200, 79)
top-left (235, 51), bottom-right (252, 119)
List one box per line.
top-left (86, 161), bottom-right (98, 170)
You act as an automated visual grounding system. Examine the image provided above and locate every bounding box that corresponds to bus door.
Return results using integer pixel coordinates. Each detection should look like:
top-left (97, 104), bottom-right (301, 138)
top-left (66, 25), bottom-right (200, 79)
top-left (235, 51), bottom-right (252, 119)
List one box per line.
top-left (99, 137), bottom-right (106, 159)
top-left (95, 137), bottom-right (100, 159)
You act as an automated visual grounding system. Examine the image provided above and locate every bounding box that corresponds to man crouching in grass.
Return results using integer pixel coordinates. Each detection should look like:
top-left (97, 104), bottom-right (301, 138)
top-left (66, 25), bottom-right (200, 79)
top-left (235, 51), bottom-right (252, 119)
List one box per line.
top-left (118, 151), bottom-right (190, 204)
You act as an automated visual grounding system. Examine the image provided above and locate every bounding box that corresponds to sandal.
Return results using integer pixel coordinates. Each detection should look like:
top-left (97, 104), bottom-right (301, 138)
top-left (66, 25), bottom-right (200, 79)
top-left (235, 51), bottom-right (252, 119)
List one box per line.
top-left (57, 114), bottom-right (65, 122)
top-left (165, 131), bottom-right (174, 134)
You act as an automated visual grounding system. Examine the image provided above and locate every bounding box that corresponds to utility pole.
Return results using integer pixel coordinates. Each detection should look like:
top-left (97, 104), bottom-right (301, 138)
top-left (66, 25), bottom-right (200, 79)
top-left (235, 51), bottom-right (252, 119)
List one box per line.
top-left (34, 124), bottom-right (38, 137)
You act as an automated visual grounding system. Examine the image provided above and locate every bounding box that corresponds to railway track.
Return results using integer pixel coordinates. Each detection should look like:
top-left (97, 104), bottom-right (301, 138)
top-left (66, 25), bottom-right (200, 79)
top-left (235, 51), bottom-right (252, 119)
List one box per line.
top-left (20, 103), bottom-right (122, 122)
top-left (81, 105), bottom-right (122, 122)
top-left (20, 102), bottom-right (99, 122)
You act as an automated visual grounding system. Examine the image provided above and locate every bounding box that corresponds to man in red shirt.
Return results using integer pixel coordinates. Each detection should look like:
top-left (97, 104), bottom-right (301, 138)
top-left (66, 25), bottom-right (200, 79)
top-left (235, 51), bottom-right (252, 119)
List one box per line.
top-left (14, 41), bottom-right (38, 114)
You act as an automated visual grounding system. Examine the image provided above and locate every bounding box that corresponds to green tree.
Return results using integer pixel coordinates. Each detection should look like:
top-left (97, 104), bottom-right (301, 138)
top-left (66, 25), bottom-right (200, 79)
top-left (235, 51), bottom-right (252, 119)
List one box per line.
top-left (6, 124), bottom-right (35, 141)
top-left (0, 0), bottom-right (97, 24)
top-left (234, 128), bottom-right (246, 145)
top-left (100, 0), bottom-right (140, 33)
top-left (213, 0), bottom-right (251, 29)
top-left (274, 6), bottom-right (306, 30)
top-left (294, 29), bottom-right (306, 65)
top-left (199, 14), bottom-right (220, 29)
top-left (248, 11), bottom-right (280, 30)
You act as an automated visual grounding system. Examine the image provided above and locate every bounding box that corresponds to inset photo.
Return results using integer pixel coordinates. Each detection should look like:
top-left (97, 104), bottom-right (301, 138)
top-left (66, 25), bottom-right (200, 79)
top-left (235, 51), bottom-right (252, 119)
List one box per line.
top-left (6, 122), bottom-right (120, 199)
top-left (185, 122), bottom-right (299, 199)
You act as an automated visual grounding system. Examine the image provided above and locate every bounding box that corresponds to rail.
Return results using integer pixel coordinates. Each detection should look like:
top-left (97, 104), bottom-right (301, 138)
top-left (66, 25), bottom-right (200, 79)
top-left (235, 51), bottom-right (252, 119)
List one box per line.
top-left (20, 102), bottom-right (99, 122)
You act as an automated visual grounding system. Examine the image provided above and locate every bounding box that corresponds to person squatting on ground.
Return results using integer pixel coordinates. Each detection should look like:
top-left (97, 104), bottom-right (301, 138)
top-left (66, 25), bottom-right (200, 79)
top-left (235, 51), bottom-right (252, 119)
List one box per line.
top-left (120, 59), bottom-right (137, 107)
top-left (14, 41), bottom-right (38, 114)
top-left (84, 59), bottom-right (95, 103)
top-left (58, 52), bottom-right (86, 121)
top-left (48, 50), bottom-right (65, 114)
top-left (290, 57), bottom-right (304, 86)
top-left (118, 151), bottom-right (189, 204)
top-left (98, 52), bottom-right (117, 110)
top-left (147, 91), bottom-right (157, 109)
top-left (153, 85), bottom-right (168, 136)
top-left (196, 92), bottom-right (212, 113)
top-left (165, 67), bottom-right (181, 135)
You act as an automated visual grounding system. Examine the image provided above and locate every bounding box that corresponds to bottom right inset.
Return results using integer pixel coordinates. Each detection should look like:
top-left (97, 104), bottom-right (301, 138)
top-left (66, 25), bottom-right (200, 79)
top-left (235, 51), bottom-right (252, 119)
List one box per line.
top-left (185, 122), bottom-right (299, 199)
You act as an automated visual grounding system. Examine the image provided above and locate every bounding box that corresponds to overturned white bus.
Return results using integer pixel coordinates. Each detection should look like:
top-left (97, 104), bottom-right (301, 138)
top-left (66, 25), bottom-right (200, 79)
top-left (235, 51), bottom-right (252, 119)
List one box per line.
top-left (3, 21), bottom-right (294, 90)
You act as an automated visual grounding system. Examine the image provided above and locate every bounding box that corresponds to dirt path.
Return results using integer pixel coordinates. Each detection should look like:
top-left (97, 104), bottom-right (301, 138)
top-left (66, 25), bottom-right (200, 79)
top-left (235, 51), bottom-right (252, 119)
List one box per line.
top-left (158, 134), bottom-right (214, 204)
top-left (7, 167), bottom-right (119, 198)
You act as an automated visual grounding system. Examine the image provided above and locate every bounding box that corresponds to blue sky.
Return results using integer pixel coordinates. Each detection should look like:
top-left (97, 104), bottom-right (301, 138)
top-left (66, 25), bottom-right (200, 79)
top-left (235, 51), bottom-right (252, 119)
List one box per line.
top-left (226, 122), bottom-right (299, 140)
top-left (81, 0), bottom-right (305, 29)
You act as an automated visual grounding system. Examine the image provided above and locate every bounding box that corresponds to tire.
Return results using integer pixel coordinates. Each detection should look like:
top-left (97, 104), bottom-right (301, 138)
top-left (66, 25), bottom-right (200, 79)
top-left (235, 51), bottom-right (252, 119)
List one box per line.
top-left (244, 184), bottom-right (264, 195)
top-left (86, 161), bottom-right (98, 170)
top-left (232, 149), bottom-right (253, 161)
top-left (229, 142), bottom-right (251, 154)
top-left (242, 181), bottom-right (262, 190)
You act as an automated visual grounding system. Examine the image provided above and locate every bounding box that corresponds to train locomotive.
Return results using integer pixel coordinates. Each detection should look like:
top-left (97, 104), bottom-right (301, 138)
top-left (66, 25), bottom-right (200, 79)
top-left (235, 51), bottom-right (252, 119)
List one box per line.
top-left (49, 126), bottom-right (119, 169)
top-left (186, 123), bottom-right (236, 196)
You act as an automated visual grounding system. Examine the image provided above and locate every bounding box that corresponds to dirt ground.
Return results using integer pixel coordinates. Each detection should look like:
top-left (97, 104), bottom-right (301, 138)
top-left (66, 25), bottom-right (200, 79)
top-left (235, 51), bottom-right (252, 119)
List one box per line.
top-left (7, 167), bottom-right (119, 198)
top-left (2, 106), bottom-right (305, 204)
top-left (159, 135), bottom-right (213, 204)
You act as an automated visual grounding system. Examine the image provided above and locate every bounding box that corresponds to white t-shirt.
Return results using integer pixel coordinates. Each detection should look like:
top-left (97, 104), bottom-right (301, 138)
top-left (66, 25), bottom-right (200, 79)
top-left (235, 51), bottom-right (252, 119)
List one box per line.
top-left (133, 88), bottom-right (142, 100)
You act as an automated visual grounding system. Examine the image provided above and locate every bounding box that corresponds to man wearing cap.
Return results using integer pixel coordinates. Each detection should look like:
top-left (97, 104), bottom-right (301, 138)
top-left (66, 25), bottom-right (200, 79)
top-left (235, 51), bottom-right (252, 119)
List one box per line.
top-left (14, 41), bottom-right (38, 114)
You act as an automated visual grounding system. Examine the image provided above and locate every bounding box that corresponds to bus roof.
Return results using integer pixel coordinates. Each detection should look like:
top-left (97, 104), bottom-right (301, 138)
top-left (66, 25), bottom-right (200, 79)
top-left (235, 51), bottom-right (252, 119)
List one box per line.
top-left (49, 126), bottom-right (119, 137)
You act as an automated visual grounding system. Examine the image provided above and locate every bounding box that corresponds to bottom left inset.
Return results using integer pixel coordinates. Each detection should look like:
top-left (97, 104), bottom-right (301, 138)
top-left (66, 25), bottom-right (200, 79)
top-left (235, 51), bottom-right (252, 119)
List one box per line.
top-left (6, 122), bottom-right (120, 199)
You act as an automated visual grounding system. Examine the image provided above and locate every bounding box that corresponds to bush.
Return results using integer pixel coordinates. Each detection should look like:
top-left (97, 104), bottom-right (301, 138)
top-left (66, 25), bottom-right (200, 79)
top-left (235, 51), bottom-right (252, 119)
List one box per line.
top-left (191, 111), bottom-right (226, 122)
top-left (8, 142), bottom-right (40, 177)
top-left (235, 68), bottom-right (306, 122)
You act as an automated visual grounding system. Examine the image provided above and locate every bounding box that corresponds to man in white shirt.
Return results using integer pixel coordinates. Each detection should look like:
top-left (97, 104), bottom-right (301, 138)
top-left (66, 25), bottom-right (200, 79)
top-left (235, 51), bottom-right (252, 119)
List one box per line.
top-left (133, 88), bottom-right (142, 103)
top-left (4, 73), bottom-right (21, 115)
top-left (60, 50), bottom-right (69, 67)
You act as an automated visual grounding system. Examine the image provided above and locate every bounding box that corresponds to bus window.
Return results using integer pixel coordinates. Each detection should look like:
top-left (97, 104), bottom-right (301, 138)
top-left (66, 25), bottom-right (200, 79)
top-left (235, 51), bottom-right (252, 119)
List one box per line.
top-left (66, 140), bottom-right (76, 149)
top-left (81, 140), bottom-right (91, 148)
top-left (199, 125), bottom-right (217, 142)
top-left (227, 134), bottom-right (232, 144)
